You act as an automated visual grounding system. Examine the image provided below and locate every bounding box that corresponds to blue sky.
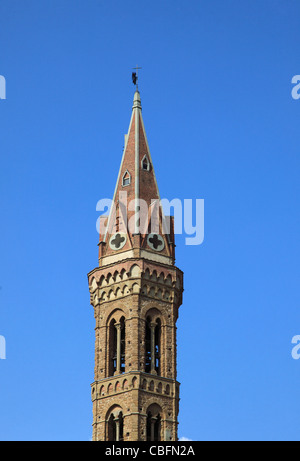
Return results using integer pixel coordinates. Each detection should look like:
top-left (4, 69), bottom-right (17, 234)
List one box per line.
top-left (0, 0), bottom-right (299, 441)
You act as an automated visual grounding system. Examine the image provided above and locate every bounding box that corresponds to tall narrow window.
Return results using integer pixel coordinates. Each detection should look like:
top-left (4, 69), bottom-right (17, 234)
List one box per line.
top-left (155, 318), bottom-right (161, 375)
top-left (145, 316), bottom-right (161, 375)
top-left (109, 317), bottom-right (126, 376)
top-left (120, 317), bottom-right (126, 373)
top-left (141, 155), bottom-right (150, 171)
top-left (109, 319), bottom-right (117, 376)
top-left (145, 317), bottom-right (152, 373)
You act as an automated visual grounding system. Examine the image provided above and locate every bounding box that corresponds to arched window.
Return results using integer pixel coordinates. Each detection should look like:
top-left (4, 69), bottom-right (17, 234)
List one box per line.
top-left (109, 316), bottom-right (126, 376)
top-left (141, 155), bottom-right (150, 171)
top-left (120, 317), bottom-right (126, 373)
top-left (145, 316), bottom-right (151, 373)
top-left (145, 316), bottom-right (161, 375)
top-left (107, 411), bottom-right (124, 441)
top-left (122, 170), bottom-right (131, 186)
top-left (155, 318), bottom-right (161, 374)
top-left (109, 319), bottom-right (117, 376)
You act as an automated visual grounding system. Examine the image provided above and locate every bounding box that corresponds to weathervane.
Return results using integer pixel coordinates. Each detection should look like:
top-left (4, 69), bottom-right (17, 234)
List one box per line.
top-left (132, 65), bottom-right (142, 90)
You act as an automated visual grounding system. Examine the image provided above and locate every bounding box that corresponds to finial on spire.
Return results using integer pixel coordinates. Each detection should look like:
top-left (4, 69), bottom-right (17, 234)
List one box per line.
top-left (132, 65), bottom-right (142, 90)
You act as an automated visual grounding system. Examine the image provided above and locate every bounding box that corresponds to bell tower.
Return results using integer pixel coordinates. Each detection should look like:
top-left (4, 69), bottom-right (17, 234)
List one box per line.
top-left (88, 88), bottom-right (183, 442)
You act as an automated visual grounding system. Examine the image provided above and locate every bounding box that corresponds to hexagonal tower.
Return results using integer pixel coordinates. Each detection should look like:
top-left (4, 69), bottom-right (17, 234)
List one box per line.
top-left (88, 89), bottom-right (183, 442)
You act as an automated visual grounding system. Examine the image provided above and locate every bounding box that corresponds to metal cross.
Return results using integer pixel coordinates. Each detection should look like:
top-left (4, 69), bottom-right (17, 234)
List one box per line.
top-left (132, 65), bottom-right (142, 89)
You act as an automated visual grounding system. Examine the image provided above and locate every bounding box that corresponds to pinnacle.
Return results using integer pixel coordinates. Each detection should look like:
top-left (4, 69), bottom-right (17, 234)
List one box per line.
top-left (132, 90), bottom-right (142, 110)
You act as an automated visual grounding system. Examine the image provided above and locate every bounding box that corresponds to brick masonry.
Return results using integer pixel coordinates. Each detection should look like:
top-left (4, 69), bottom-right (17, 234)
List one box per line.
top-left (88, 90), bottom-right (183, 441)
top-left (88, 259), bottom-right (183, 441)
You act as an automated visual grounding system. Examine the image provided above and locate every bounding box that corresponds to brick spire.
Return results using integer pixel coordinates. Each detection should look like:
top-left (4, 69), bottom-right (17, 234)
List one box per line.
top-left (98, 90), bottom-right (175, 265)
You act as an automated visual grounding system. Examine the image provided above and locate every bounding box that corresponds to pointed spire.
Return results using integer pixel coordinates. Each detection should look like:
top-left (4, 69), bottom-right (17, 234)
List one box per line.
top-left (99, 89), bottom-right (175, 265)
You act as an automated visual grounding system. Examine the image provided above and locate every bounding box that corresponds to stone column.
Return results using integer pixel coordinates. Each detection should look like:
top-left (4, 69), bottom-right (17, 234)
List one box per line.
top-left (151, 416), bottom-right (157, 441)
top-left (114, 416), bottom-right (120, 441)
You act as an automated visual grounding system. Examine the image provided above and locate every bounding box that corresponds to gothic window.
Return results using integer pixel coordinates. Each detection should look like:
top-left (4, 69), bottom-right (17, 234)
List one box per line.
top-left (145, 316), bottom-right (161, 375)
top-left (141, 155), bottom-right (150, 171)
top-left (109, 319), bottom-right (116, 375)
top-left (122, 170), bottom-right (131, 186)
top-left (109, 316), bottom-right (126, 376)
top-left (108, 411), bottom-right (124, 441)
top-left (120, 317), bottom-right (126, 373)
top-left (155, 318), bottom-right (161, 374)
top-left (145, 317), bottom-right (151, 373)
